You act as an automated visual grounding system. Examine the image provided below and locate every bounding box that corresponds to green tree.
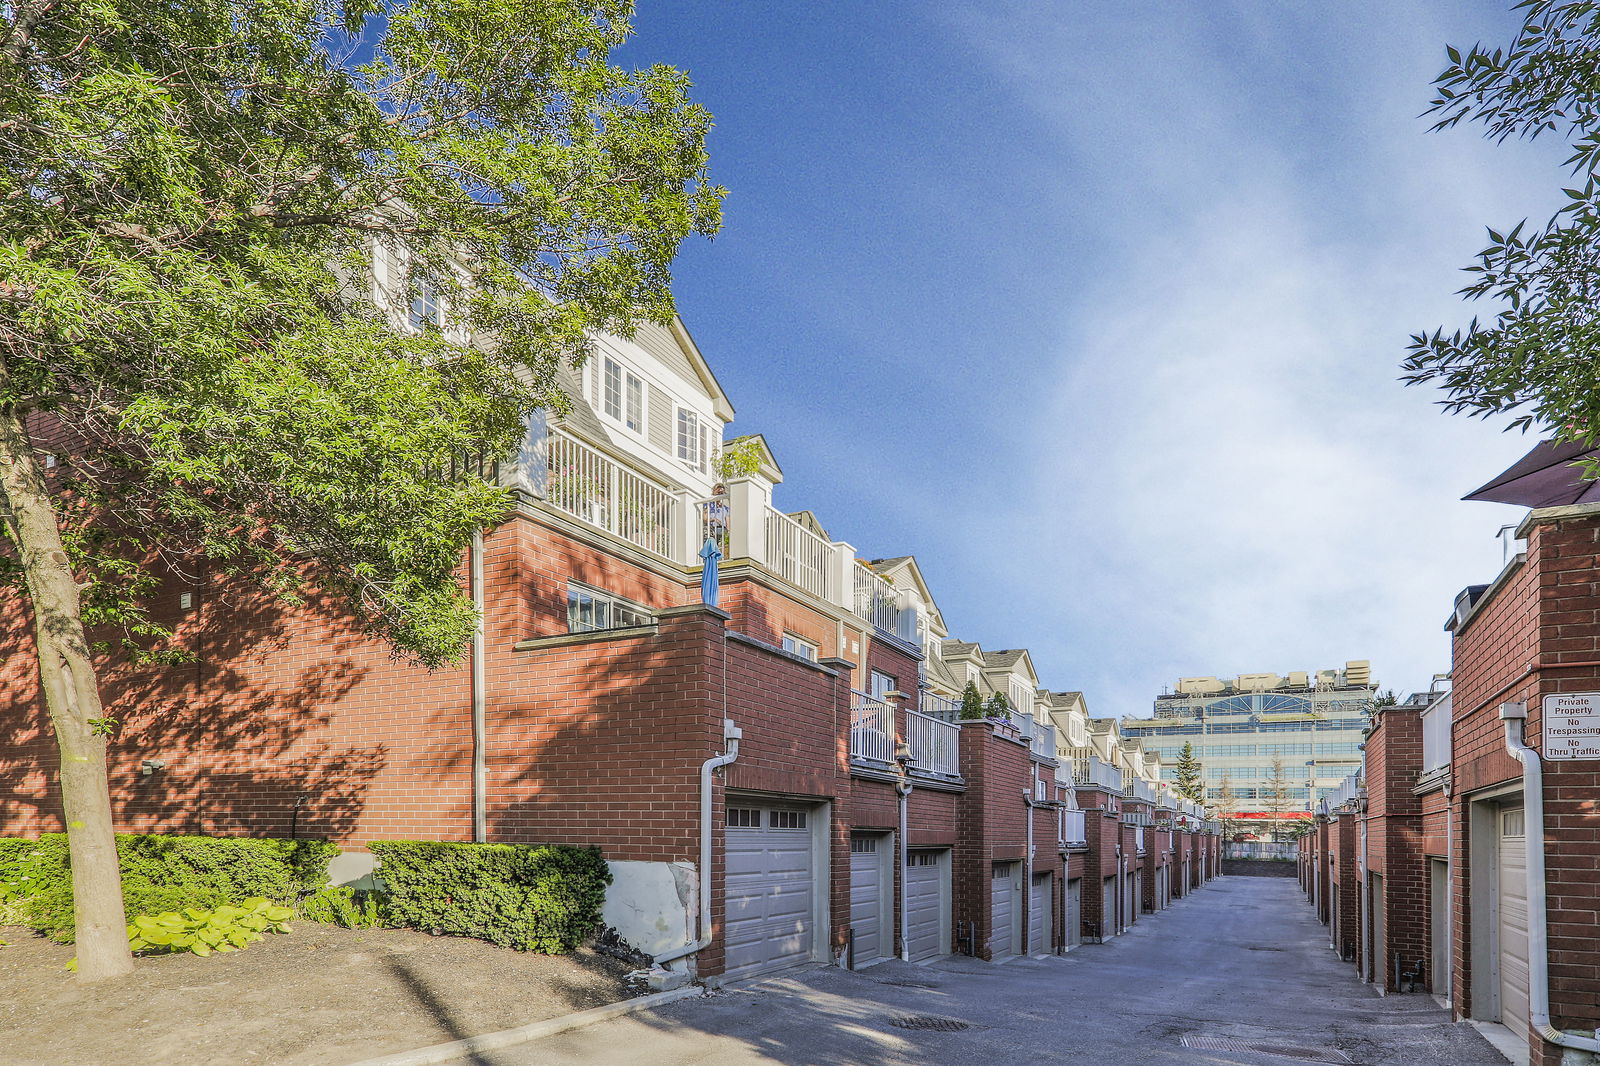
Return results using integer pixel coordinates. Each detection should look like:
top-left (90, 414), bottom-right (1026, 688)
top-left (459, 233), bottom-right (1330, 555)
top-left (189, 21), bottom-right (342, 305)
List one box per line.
top-left (1208, 772), bottom-right (1239, 839)
top-left (1173, 742), bottom-right (1204, 804)
top-left (1404, 2), bottom-right (1600, 448)
top-left (959, 680), bottom-right (985, 720)
top-left (1, 0), bottom-right (720, 980)
top-left (984, 691), bottom-right (1012, 719)
top-left (1262, 754), bottom-right (1294, 842)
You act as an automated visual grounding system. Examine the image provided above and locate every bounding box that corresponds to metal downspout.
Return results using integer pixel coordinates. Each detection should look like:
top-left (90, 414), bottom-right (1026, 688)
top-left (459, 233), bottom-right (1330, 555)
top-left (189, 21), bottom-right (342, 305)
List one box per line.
top-left (655, 719), bottom-right (742, 970)
top-left (897, 774), bottom-right (912, 961)
top-left (470, 530), bottom-right (487, 843)
top-left (1023, 790), bottom-right (1036, 955)
top-left (1360, 801), bottom-right (1371, 983)
top-left (1502, 702), bottom-right (1600, 1055)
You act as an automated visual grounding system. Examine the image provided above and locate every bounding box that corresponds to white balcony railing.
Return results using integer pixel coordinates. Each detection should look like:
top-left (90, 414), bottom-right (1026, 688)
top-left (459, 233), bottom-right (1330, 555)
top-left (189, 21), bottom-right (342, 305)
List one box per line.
top-left (546, 431), bottom-right (678, 558)
top-left (1421, 693), bottom-right (1452, 774)
top-left (850, 692), bottom-right (893, 765)
top-left (852, 563), bottom-right (916, 641)
top-left (765, 507), bottom-right (836, 602)
top-left (1132, 779), bottom-right (1158, 805)
top-left (920, 691), bottom-right (962, 723)
top-left (1004, 707), bottom-right (1036, 741)
top-left (1061, 808), bottom-right (1087, 847)
top-left (906, 709), bottom-right (960, 777)
top-left (1070, 750), bottom-right (1125, 792)
top-left (1135, 826), bottom-right (1146, 854)
top-left (1031, 722), bottom-right (1057, 762)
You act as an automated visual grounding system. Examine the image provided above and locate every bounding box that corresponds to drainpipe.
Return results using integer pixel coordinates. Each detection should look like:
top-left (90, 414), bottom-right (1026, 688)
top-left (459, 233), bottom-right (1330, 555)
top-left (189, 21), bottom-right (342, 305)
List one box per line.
top-left (1023, 789), bottom-right (1036, 954)
top-left (470, 529), bottom-right (487, 843)
top-left (1360, 801), bottom-right (1371, 983)
top-left (655, 718), bottom-right (742, 970)
top-left (895, 749), bottom-right (912, 962)
top-left (1502, 702), bottom-right (1600, 1055)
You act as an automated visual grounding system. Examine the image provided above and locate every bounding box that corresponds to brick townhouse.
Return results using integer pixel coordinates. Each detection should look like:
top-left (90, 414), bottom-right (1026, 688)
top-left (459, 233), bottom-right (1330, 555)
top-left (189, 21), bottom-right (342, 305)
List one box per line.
top-left (2, 310), bottom-right (1218, 982)
top-left (1298, 495), bottom-right (1600, 1066)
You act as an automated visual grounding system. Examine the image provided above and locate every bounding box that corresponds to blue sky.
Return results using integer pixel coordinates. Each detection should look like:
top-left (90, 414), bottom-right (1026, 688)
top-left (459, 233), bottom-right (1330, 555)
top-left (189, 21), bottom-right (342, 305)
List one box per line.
top-left (623, 2), bottom-right (1565, 716)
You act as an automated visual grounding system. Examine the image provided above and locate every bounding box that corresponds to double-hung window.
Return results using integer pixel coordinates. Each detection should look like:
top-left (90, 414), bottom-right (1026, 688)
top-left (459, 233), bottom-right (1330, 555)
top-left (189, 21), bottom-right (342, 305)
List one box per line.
top-left (567, 582), bottom-right (652, 633)
top-left (677, 408), bottom-right (709, 473)
top-left (601, 358), bottom-right (646, 435)
top-left (409, 278), bottom-right (443, 332)
top-left (869, 670), bottom-right (897, 701)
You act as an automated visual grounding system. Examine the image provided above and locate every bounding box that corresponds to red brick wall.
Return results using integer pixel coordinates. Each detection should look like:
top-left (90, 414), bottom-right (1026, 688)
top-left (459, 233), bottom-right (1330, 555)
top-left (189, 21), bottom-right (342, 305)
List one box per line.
top-left (953, 721), bottom-right (1032, 959)
top-left (1364, 705), bottom-right (1427, 992)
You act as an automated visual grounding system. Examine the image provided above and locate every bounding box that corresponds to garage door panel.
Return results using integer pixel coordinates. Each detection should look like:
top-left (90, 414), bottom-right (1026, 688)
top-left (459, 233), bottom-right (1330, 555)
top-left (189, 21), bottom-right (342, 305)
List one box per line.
top-left (990, 862), bottom-right (1018, 958)
top-left (724, 803), bottom-right (817, 979)
top-left (850, 836), bottom-right (885, 965)
top-left (1029, 873), bottom-right (1050, 955)
top-left (906, 850), bottom-right (946, 962)
top-left (1499, 806), bottom-right (1529, 1043)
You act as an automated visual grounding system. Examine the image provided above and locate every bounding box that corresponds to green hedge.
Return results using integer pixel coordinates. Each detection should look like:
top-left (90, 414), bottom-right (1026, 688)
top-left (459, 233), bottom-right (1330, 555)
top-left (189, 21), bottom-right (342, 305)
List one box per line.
top-left (368, 840), bottom-right (610, 953)
top-left (0, 834), bottom-right (338, 942)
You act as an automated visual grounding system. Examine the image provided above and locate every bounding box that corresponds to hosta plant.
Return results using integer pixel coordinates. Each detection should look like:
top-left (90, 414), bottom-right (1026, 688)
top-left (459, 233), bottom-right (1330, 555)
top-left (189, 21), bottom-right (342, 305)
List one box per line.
top-left (127, 898), bottom-right (294, 958)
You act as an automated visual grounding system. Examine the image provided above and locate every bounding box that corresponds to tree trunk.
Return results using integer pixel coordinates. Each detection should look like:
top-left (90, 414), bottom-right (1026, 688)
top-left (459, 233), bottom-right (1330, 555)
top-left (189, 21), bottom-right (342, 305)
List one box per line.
top-left (0, 402), bottom-right (132, 981)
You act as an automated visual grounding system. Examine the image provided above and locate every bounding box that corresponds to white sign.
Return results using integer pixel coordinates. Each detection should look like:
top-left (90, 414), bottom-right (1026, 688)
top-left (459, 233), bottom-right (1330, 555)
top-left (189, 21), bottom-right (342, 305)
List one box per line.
top-left (1542, 693), bottom-right (1600, 760)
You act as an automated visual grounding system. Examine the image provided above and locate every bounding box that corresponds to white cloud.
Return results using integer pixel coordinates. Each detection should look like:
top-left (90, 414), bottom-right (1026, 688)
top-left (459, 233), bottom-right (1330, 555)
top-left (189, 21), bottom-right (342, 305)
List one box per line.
top-left (923, 1), bottom-right (1557, 714)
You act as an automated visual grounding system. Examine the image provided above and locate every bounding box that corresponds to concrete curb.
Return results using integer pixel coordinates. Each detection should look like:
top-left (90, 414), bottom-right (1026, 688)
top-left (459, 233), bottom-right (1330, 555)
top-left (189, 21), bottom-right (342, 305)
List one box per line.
top-left (340, 984), bottom-right (704, 1066)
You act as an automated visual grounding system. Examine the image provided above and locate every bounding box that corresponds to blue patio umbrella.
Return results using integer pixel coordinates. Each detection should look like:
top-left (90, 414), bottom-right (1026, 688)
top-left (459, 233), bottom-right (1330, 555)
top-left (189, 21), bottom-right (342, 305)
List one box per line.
top-left (700, 537), bottom-right (723, 607)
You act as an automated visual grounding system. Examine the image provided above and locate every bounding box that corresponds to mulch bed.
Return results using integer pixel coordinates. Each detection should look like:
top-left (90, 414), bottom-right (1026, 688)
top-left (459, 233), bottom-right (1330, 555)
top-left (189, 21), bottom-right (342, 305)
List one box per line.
top-left (0, 922), bottom-right (639, 1066)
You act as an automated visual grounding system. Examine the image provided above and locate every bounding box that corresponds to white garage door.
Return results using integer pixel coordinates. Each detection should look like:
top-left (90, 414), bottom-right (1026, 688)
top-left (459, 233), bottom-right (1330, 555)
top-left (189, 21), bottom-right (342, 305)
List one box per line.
top-left (905, 849), bottom-right (948, 962)
top-left (1123, 872), bottom-right (1136, 928)
top-left (1101, 877), bottom-right (1116, 939)
top-left (1028, 872), bottom-right (1051, 955)
top-left (1066, 879), bottom-right (1082, 949)
top-left (725, 803), bottom-right (816, 979)
top-left (1498, 805), bottom-right (1530, 1045)
top-left (849, 834), bottom-right (888, 967)
top-left (990, 862), bottom-right (1020, 958)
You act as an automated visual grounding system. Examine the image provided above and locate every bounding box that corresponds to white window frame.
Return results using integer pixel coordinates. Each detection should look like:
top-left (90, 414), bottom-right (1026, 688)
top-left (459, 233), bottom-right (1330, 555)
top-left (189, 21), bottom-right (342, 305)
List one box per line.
top-left (625, 371), bottom-right (644, 433)
top-left (782, 633), bottom-right (819, 662)
top-left (677, 407), bottom-right (709, 473)
top-left (566, 581), bottom-right (652, 633)
top-left (870, 670), bottom-right (897, 701)
top-left (603, 358), bottom-right (623, 421)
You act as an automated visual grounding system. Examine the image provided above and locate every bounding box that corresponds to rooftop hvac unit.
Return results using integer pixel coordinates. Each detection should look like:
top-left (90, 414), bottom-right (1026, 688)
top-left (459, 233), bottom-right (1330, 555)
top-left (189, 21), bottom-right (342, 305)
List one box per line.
top-left (1344, 660), bottom-right (1371, 686)
top-left (1286, 671), bottom-right (1309, 688)
top-left (1236, 673), bottom-right (1280, 692)
top-left (1177, 676), bottom-right (1225, 695)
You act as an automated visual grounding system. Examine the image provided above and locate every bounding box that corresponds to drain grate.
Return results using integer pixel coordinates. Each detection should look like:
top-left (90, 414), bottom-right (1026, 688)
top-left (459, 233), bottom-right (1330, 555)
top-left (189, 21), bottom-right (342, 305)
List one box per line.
top-left (890, 1015), bottom-right (970, 1032)
top-left (1180, 1034), bottom-right (1353, 1063)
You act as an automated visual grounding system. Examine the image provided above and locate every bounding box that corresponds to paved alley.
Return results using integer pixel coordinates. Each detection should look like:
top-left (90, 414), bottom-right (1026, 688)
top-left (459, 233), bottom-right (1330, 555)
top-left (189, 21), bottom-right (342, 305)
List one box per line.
top-left (439, 876), bottom-right (1506, 1066)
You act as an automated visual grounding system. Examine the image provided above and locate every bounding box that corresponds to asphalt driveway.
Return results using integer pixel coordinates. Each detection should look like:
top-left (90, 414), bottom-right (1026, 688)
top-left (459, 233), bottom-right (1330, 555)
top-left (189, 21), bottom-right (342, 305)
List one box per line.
top-left (438, 876), bottom-right (1506, 1066)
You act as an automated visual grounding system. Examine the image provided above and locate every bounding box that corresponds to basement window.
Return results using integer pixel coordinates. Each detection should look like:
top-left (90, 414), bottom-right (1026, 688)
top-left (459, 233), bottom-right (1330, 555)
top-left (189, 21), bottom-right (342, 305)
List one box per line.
top-left (566, 582), bottom-right (652, 633)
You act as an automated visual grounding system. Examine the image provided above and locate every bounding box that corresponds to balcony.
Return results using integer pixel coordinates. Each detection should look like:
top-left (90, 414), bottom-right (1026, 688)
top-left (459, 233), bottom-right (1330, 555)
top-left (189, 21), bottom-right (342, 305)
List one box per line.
top-left (765, 507), bottom-right (837, 602)
top-left (1069, 749), bottom-right (1124, 792)
top-left (1030, 721), bottom-right (1057, 762)
top-left (920, 691), bottom-right (962, 723)
top-left (853, 563), bottom-right (917, 642)
top-left (545, 430), bottom-right (680, 559)
top-left (849, 692), bottom-right (894, 766)
top-left (1421, 693), bottom-right (1452, 775)
top-left (906, 709), bottom-right (961, 777)
top-left (1060, 808), bottom-right (1088, 848)
top-left (1135, 826), bottom-right (1147, 854)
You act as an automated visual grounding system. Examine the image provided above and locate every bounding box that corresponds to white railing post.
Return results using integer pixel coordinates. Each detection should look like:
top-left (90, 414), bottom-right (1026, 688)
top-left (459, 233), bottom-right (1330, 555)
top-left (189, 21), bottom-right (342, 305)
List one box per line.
top-left (674, 488), bottom-right (698, 566)
top-left (828, 540), bottom-right (855, 610)
top-left (725, 474), bottom-right (770, 564)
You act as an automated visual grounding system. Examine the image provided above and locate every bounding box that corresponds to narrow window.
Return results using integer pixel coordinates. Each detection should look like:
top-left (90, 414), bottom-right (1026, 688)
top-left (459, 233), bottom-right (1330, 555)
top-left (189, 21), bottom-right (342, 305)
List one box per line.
top-left (625, 372), bottom-right (644, 432)
top-left (870, 670), bottom-right (896, 701)
top-left (677, 408), bottom-right (697, 465)
top-left (409, 278), bottom-right (442, 332)
top-left (604, 358), bottom-right (623, 421)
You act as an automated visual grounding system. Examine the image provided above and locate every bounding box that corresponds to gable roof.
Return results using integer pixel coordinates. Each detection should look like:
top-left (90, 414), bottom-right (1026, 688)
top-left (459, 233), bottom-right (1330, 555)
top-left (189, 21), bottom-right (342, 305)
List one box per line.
top-left (869, 555), bottom-right (944, 630)
top-left (941, 640), bottom-right (982, 661)
top-left (628, 316), bottom-right (735, 423)
top-left (982, 648), bottom-right (1039, 683)
top-left (788, 510), bottom-right (829, 539)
